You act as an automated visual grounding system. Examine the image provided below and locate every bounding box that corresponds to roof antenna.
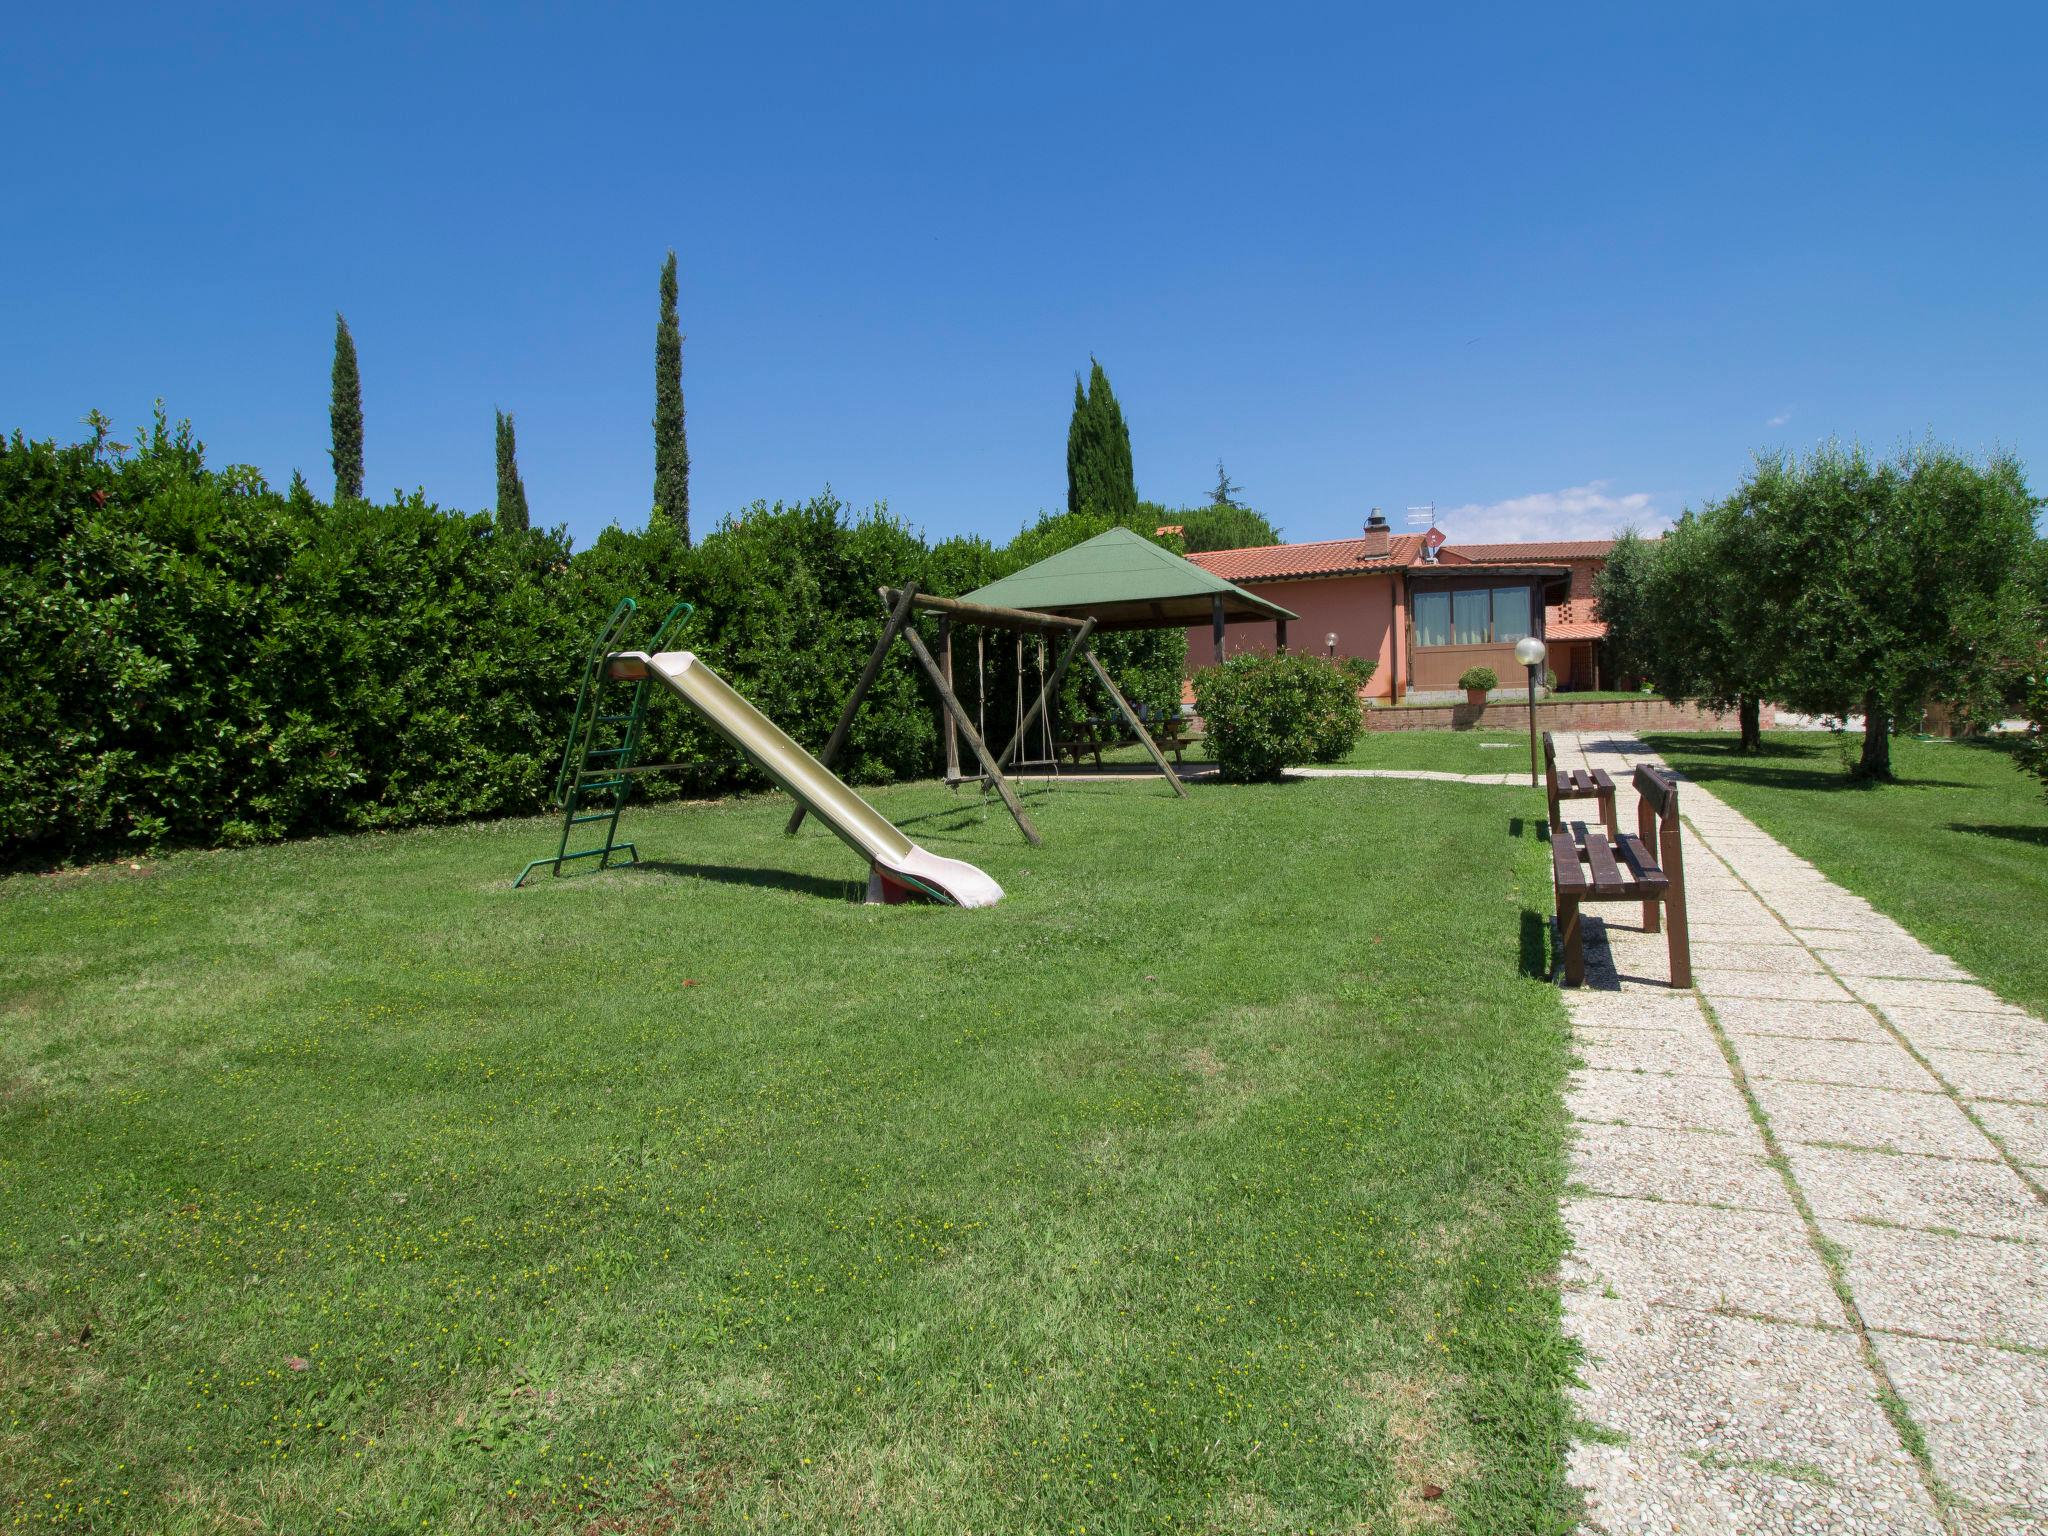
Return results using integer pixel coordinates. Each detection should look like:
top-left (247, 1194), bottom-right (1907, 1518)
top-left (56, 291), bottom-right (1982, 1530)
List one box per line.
top-left (1406, 504), bottom-right (1441, 562)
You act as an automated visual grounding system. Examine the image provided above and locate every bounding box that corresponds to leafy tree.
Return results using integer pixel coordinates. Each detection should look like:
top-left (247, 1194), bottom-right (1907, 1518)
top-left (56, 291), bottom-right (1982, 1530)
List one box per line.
top-left (1591, 529), bottom-right (1656, 685)
top-left (1210, 460), bottom-right (1244, 509)
top-left (1065, 358), bottom-right (1137, 522)
top-left (1618, 509), bottom-right (1782, 752)
top-left (653, 250), bottom-right (691, 544)
top-left (1746, 442), bottom-right (2037, 778)
top-left (1169, 502), bottom-right (1283, 553)
top-left (494, 409), bottom-right (530, 534)
top-left (329, 313), bottom-right (363, 501)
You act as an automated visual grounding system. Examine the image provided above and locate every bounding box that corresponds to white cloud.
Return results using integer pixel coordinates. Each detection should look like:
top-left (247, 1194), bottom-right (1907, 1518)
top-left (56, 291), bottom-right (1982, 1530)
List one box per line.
top-left (1437, 480), bottom-right (1666, 544)
top-left (1766, 411), bottom-right (1791, 428)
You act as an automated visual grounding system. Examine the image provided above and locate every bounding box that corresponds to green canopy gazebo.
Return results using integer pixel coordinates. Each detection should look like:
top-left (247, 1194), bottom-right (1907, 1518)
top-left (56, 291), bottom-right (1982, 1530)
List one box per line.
top-left (791, 528), bottom-right (1296, 846)
top-left (962, 526), bottom-right (1298, 661)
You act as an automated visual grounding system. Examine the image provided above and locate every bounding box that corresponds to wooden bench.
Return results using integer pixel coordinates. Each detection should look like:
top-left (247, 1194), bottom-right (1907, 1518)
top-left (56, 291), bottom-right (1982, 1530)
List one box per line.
top-left (1543, 730), bottom-right (1618, 841)
top-left (1553, 764), bottom-right (1691, 988)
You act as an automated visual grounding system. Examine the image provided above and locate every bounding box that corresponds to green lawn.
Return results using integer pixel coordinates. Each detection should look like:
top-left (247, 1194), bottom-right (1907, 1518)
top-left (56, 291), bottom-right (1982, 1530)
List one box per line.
top-left (1337, 731), bottom-right (1540, 776)
top-left (1647, 732), bottom-right (2048, 1015)
top-left (1, 775), bottom-right (1573, 1534)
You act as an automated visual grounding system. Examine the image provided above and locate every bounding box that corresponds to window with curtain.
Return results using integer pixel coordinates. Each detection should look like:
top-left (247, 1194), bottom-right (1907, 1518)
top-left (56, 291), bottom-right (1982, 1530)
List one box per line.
top-left (1492, 585), bottom-right (1533, 644)
top-left (1413, 590), bottom-right (1450, 647)
top-left (1452, 588), bottom-right (1490, 645)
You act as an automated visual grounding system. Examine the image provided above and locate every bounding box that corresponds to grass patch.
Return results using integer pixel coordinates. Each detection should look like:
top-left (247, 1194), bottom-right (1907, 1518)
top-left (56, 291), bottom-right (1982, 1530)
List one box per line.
top-left (0, 775), bottom-right (1574, 1533)
top-left (1338, 732), bottom-right (1538, 776)
top-left (1647, 732), bottom-right (2048, 1014)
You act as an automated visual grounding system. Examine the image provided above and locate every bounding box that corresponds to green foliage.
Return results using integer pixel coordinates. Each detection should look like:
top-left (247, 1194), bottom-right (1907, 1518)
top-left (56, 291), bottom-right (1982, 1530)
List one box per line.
top-left (1740, 441), bottom-right (2037, 778)
top-left (493, 409), bottom-right (530, 534)
top-left (1209, 459), bottom-right (1244, 508)
top-left (329, 313), bottom-right (363, 501)
top-left (1458, 665), bottom-right (1499, 692)
top-left (1591, 529), bottom-right (1657, 684)
top-left (0, 416), bottom-right (958, 863)
top-left (1156, 500), bottom-right (1284, 553)
top-left (1064, 358), bottom-right (1137, 522)
top-left (1192, 651), bottom-right (1370, 781)
top-left (653, 250), bottom-right (690, 544)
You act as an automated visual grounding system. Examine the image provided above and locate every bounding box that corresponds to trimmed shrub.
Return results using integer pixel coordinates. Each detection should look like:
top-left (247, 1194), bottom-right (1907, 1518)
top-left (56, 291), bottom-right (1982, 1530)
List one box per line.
top-left (1458, 665), bottom-right (1498, 692)
top-left (1192, 652), bottom-right (1373, 781)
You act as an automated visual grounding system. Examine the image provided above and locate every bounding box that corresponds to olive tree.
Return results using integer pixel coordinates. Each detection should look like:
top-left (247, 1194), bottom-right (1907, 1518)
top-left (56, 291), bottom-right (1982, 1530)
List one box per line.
top-left (1747, 442), bottom-right (2036, 779)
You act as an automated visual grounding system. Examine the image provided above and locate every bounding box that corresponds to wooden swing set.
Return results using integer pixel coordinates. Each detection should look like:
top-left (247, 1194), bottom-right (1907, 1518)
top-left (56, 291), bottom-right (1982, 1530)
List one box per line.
top-left (786, 583), bottom-right (1187, 848)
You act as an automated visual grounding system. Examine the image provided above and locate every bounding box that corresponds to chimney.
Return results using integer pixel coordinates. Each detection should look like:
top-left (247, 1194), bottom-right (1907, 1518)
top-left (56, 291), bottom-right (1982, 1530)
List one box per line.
top-left (1361, 507), bottom-right (1391, 559)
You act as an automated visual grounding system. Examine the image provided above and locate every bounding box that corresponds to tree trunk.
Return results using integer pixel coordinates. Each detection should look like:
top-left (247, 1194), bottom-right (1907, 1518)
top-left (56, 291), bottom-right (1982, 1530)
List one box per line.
top-left (1738, 695), bottom-right (1761, 753)
top-left (1858, 694), bottom-right (1892, 779)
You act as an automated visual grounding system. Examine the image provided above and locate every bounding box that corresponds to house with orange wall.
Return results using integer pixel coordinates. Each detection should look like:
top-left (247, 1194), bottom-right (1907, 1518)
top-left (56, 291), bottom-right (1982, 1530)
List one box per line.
top-left (1181, 511), bottom-right (1623, 702)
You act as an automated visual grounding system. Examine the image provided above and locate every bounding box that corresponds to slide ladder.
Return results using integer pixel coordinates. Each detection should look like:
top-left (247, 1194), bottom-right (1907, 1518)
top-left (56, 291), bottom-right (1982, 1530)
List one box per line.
top-left (514, 598), bottom-right (693, 887)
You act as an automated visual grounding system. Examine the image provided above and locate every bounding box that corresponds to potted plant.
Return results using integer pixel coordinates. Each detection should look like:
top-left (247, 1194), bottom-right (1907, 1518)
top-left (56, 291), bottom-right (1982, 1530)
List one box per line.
top-left (1459, 665), bottom-right (1498, 708)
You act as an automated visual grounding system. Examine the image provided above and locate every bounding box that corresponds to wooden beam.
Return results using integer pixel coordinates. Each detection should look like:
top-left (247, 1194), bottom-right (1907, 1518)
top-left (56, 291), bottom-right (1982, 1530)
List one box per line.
top-left (898, 618), bottom-right (1041, 845)
top-left (938, 616), bottom-right (960, 783)
top-left (996, 618), bottom-right (1096, 771)
top-left (879, 587), bottom-right (1089, 632)
top-left (787, 581), bottom-right (920, 836)
top-left (1211, 593), bottom-right (1226, 664)
top-left (1084, 648), bottom-right (1187, 798)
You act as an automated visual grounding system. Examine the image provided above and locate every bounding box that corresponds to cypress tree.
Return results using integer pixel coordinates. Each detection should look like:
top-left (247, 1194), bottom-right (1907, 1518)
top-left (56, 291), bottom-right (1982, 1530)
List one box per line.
top-left (1065, 358), bottom-right (1137, 521)
top-left (329, 313), bottom-right (363, 501)
top-left (652, 250), bottom-right (691, 543)
top-left (494, 409), bottom-right (530, 533)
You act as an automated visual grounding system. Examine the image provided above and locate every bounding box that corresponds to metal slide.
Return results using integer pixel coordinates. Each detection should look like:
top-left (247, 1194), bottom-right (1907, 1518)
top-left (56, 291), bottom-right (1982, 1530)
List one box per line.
top-left (613, 650), bottom-right (1004, 909)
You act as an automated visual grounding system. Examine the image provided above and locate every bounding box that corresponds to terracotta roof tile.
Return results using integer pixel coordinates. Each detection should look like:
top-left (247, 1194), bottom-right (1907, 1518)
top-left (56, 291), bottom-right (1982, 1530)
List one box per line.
top-left (1190, 533), bottom-right (1623, 583)
top-left (1189, 533), bottom-right (1428, 582)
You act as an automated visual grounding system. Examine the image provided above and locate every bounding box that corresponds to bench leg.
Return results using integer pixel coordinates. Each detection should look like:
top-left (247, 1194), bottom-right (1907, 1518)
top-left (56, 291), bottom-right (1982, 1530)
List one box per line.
top-left (1665, 891), bottom-right (1691, 989)
top-left (1546, 785), bottom-right (1561, 834)
top-left (1599, 786), bottom-right (1618, 843)
top-left (1558, 897), bottom-right (1584, 986)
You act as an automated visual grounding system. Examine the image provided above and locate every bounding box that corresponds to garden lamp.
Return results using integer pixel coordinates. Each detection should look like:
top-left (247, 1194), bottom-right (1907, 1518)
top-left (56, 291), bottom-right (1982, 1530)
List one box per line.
top-left (1325, 632), bottom-right (1338, 657)
top-left (1514, 635), bottom-right (1547, 786)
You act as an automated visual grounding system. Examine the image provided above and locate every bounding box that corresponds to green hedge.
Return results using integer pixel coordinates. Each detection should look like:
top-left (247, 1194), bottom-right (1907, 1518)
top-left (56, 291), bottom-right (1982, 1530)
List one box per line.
top-left (0, 413), bottom-right (1186, 863)
top-left (1191, 652), bottom-right (1374, 781)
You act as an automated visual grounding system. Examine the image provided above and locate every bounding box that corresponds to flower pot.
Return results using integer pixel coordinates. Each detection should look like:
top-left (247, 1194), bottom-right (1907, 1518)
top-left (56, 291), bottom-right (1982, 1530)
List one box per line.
top-left (1465, 687), bottom-right (1487, 709)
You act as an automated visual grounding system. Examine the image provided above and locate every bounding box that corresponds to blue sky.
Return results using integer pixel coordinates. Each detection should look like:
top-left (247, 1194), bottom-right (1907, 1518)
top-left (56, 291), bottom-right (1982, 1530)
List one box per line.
top-left (4, 3), bottom-right (2043, 550)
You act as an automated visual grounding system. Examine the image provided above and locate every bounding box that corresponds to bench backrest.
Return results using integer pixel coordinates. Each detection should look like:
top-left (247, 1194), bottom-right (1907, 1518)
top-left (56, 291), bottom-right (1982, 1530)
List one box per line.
top-left (1633, 764), bottom-right (1678, 822)
top-left (1541, 730), bottom-right (1558, 775)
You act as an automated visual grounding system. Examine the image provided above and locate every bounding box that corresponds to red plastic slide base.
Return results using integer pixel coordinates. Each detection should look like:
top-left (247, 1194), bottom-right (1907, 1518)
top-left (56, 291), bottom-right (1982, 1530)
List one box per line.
top-left (865, 866), bottom-right (916, 905)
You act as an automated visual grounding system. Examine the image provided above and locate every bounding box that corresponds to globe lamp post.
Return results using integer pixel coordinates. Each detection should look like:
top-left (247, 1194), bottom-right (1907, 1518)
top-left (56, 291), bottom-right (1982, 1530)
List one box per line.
top-left (1514, 635), bottom-right (1548, 786)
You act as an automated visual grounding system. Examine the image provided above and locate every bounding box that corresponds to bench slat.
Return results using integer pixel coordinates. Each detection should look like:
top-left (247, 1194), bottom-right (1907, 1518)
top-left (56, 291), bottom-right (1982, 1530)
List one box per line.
top-left (1578, 825), bottom-right (1628, 895)
top-left (1590, 768), bottom-right (1615, 791)
top-left (1551, 831), bottom-right (1590, 893)
top-left (1616, 834), bottom-right (1671, 894)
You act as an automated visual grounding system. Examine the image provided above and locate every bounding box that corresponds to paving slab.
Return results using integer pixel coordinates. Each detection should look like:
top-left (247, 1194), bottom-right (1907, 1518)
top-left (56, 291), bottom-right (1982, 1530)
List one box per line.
top-left (1872, 1333), bottom-right (2048, 1513)
top-left (1749, 1077), bottom-right (1998, 1160)
top-left (1568, 1066), bottom-right (1757, 1135)
top-left (1819, 1219), bottom-right (2048, 1349)
top-left (1570, 1122), bottom-right (1790, 1212)
top-left (1568, 1294), bottom-right (1932, 1492)
top-left (1708, 997), bottom-right (1893, 1043)
top-left (1924, 1048), bottom-right (2048, 1106)
top-left (1695, 969), bottom-right (1858, 1004)
top-left (1734, 1034), bottom-right (1943, 1094)
top-left (1576, 1024), bottom-right (1731, 1077)
top-left (1811, 944), bottom-right (1975, 983)
top-left (1879, 1008), bottom-right (2047, 1056)
top-left (1854, 978), bottom-right (2031, 1016)
top-left (1785, 1143), bottom-right (2048, 1244)
top-left (1971, 1101), bottom-right (2048, 1170)
top-left (1563, 1196), bottom-right (1842, 1325)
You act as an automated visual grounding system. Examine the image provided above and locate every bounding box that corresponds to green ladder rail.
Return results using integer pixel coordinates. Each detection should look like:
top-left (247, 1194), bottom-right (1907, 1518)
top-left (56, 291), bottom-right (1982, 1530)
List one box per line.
top-left (514, 597), bottom-right (694, 887)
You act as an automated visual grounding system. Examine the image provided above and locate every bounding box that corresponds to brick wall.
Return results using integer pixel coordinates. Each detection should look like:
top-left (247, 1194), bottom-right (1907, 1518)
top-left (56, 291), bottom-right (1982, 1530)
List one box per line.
top-left (1364, 697), bottom-right (1765, 733)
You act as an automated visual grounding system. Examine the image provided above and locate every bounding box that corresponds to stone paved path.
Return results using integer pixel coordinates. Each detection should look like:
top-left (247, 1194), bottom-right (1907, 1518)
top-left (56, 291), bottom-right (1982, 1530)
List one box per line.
top-left (1549, 733), bottom-right (2048, 1536)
